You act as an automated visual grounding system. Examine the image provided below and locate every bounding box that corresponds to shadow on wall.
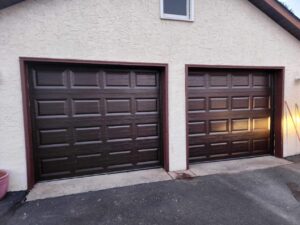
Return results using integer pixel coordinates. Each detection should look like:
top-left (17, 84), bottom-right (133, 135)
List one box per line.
top-left (295, 72), bottom-right (300, 85)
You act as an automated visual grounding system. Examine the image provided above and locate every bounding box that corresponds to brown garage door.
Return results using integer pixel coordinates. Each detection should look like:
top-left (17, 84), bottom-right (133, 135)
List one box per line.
top-left (29, 63), bottom-right (163, 181)
top-left (187, 69), bottom-right (274, 163)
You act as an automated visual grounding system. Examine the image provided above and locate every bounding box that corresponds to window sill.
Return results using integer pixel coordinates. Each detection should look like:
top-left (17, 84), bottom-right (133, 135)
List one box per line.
top-left (160, 16), bottom-right (194, 22)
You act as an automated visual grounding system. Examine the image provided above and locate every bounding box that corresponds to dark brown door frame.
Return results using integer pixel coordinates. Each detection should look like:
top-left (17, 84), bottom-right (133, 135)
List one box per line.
top-left (185, 64), bottom-right (285, 169)
top-left (20, 57), bottom-right (169, 190)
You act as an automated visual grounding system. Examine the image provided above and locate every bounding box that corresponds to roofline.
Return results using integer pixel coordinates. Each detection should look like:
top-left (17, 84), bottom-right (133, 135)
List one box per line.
top-left (249, 0), bottom-right (300, 41)
top-left (0, 0), bottom-right (299, 41)
top-left (275, 0), bottom-right (300, 22)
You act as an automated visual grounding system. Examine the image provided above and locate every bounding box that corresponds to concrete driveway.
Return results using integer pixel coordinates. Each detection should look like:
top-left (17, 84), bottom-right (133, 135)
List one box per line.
top-left (1, 157), bottom-right (300, 225)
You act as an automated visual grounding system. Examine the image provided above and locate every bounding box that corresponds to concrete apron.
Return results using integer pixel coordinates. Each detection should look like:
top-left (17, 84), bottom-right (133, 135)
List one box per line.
top-left (26, 156), bottom-right (292, 201)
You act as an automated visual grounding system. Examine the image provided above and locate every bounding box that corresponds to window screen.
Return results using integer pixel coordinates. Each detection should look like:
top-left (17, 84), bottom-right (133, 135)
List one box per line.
top-left (163, 0), bottom-right (188, 16)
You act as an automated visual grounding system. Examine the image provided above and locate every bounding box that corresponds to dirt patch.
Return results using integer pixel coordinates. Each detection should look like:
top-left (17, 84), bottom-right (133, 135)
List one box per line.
top-left (173, 173), bottom-right (194, 180)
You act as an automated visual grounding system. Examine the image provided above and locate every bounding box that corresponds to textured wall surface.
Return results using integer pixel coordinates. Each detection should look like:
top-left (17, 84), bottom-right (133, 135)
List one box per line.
top-left (0, 0), bottom-right (300, 191)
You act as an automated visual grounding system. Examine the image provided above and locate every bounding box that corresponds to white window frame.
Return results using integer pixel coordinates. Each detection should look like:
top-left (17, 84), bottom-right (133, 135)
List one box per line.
top-left (160, 0), bottom-right (194, 21)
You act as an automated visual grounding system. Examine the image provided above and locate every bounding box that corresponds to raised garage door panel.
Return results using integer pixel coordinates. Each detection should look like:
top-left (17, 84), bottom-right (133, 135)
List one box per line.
top-left (187, 69), bottom-right (273, 162)
top-left (29, 64), bottom-right (162, 181)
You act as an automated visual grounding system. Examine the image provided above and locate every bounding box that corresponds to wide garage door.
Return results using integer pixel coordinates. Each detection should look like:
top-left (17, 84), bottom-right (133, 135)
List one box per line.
top-left (187, 69), bottom-right (274, 163)
top-left (29, 63), bottom-right (163, 181)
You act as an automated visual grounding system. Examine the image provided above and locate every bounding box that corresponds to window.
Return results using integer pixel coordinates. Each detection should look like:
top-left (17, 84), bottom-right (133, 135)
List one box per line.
top-left (160, 0), bottom-right (194, 21)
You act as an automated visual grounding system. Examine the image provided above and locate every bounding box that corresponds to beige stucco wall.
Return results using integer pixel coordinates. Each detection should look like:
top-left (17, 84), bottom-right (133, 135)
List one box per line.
top-left (0, 0), bottom-right (300, 191)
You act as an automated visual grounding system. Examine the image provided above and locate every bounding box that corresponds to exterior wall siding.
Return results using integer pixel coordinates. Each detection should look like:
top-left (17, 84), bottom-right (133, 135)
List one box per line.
top-left (0, 0), bottom-right (300, 191)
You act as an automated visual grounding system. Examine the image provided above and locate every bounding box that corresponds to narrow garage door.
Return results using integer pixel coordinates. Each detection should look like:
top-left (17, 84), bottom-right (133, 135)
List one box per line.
top-left (187, 69), bottom-right (273, 163)
top-left (29, 63), bottom-right (162, 181)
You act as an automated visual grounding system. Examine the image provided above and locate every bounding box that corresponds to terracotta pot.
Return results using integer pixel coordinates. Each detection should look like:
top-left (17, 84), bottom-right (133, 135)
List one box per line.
top-left (0, 170), bottom-right (9, 200)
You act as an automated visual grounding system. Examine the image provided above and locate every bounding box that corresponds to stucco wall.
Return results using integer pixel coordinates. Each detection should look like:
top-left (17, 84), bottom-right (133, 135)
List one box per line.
top-left (0, 0), bottom-right (300, 191)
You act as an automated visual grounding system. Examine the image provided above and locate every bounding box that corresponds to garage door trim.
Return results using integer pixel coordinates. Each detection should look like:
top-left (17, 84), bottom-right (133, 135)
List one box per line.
top-left (20, 57), bottom-right (169, 190)
top-left (185, 64), bottom-right (284, 169)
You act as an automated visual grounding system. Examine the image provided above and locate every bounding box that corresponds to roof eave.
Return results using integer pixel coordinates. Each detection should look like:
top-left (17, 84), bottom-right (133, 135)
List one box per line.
top-left (249, 0), bottom-right (300, 41)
